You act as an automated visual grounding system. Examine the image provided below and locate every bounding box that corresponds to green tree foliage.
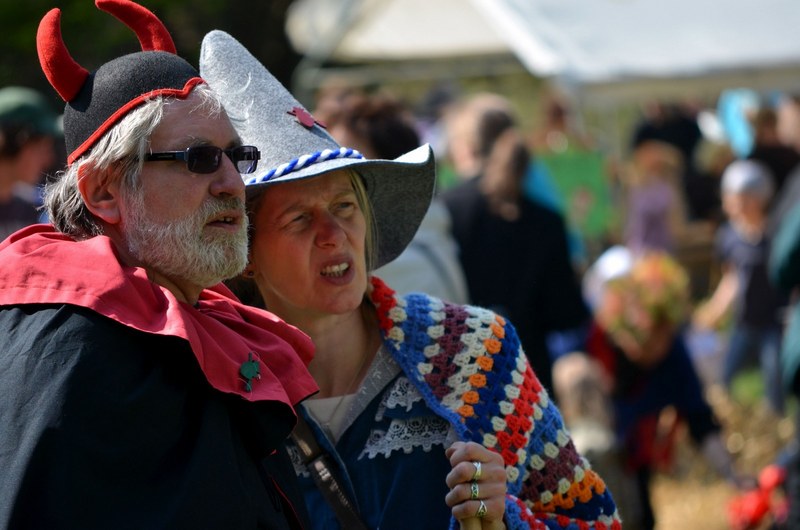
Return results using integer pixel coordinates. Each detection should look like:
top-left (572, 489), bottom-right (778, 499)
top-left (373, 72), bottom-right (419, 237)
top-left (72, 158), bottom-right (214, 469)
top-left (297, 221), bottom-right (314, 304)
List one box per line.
top-left (0, 0), bottom-right (299, 112)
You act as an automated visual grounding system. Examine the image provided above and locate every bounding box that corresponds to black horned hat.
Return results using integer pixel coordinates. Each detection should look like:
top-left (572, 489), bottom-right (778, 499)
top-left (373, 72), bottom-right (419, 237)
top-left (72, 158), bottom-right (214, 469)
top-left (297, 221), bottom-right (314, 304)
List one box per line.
top-left (37, 0), bottom-right (204, 165)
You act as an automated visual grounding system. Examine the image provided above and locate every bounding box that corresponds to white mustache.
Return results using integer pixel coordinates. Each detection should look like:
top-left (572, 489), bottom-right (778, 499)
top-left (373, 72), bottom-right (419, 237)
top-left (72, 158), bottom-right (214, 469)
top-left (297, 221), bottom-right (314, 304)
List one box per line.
top-left (201, 197), bottom-right (245, 223)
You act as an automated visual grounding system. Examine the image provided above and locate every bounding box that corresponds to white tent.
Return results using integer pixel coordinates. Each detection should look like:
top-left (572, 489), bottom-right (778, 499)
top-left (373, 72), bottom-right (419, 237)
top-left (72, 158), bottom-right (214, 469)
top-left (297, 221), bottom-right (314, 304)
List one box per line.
top-left (286, 0), bottom-right (800, 104)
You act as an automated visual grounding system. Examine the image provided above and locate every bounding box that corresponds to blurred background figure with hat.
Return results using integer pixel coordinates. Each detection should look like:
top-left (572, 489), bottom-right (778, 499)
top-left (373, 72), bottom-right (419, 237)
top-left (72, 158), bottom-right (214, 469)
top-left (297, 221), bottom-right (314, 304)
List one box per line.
top-left (0, 86), bottom-right (61, 241)
top-left (694, 159), bottom-right (788, 416)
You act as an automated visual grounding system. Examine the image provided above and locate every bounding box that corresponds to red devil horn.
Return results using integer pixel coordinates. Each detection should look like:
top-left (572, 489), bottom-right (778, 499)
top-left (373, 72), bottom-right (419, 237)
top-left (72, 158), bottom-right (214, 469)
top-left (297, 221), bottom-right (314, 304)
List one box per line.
top-left (37, 8), bottom-right (90, 102)
top-left (96, 0), bottom-right (176, 54)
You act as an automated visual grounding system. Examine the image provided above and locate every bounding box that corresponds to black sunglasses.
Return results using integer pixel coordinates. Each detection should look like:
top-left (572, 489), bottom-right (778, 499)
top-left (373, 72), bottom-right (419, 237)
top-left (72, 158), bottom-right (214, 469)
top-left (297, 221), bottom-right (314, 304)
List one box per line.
top-left (145, 145), bottom-right (260, 174)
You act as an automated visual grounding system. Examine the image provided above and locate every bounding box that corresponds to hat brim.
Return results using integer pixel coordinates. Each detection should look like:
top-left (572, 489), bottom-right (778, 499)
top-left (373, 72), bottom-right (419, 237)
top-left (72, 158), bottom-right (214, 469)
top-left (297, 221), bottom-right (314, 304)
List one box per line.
top-left (246, 144), bottom-right (436, 269)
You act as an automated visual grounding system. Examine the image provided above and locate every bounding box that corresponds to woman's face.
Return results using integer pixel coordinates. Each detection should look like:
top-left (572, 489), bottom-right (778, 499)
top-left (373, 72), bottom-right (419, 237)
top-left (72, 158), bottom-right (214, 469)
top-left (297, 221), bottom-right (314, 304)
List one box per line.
top-left (249, 169), bottom-right (368, 322)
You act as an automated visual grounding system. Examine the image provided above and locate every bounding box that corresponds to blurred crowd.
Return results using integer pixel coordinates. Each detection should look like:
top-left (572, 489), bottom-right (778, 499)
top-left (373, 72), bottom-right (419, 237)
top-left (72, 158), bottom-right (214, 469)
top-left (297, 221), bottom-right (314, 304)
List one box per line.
top-left (303, 81), bottom-right (800, 530)
top-left (5, 74), bottom-right (800, 529)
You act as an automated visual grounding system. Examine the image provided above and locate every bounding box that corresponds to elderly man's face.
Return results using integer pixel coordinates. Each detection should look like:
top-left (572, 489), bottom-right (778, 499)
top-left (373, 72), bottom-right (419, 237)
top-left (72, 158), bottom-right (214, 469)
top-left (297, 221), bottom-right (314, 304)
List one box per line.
top-left (122, 90), bottom-right (248, 297)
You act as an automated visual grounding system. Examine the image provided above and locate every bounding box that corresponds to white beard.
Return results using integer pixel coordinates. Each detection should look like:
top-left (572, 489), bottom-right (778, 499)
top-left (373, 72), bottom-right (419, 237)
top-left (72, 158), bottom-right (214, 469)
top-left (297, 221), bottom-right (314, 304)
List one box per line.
top-left (123, 190), bottom-right (249, 289)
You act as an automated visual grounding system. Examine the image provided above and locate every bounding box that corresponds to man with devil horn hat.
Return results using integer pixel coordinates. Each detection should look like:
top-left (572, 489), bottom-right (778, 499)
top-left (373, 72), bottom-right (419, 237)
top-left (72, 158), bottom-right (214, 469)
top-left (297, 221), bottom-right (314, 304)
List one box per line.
top-left (0, 2), bottom-right (317, 528)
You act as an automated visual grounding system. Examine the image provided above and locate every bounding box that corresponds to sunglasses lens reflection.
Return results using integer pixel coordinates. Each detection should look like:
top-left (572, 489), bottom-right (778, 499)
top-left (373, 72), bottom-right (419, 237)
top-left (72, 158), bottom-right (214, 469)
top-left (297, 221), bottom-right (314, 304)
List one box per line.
top-left (232, 146), bottom-right (259, 174)
top-left (186, 146), bottom-right (223, 174)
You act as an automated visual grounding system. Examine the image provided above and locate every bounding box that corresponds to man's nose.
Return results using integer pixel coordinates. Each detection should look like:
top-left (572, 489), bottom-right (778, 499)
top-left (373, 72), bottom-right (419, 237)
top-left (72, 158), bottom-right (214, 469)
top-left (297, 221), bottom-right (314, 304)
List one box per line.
top-left (210, 155), bottom-right (246, 199)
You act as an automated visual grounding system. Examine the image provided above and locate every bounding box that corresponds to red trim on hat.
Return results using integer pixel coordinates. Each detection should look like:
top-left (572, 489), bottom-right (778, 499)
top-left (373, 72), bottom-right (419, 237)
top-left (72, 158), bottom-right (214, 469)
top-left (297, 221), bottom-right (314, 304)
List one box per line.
top-left (66, 77), bottom-right (205, 165)
top-left (96, 0), bottom-right (177, 54)
top-left (37, 9), bottom-right (90, 102)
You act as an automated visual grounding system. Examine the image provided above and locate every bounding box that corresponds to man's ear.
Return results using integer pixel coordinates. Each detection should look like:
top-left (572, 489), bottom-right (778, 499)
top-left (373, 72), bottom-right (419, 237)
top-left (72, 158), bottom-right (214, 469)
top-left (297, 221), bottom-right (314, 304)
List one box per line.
top-left (76, 165), bottom-right (122, 225)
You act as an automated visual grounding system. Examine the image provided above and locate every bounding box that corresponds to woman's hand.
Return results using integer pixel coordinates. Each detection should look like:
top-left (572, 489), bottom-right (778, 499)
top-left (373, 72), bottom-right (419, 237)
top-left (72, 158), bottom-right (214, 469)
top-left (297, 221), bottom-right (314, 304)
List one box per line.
top-left (445, 441), bottom-right (507, 530)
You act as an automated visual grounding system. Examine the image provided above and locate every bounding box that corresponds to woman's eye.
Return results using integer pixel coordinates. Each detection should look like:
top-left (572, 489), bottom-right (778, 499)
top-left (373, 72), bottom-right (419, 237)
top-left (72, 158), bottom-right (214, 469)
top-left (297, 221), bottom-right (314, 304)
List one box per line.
top-left (286, 213), bottom-right (308, 226)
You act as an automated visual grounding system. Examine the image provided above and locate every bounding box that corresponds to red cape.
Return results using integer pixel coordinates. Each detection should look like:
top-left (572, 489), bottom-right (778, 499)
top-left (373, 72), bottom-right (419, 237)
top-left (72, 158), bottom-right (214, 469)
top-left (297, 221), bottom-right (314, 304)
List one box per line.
top-left (0, 224), bottom-right (317, 409)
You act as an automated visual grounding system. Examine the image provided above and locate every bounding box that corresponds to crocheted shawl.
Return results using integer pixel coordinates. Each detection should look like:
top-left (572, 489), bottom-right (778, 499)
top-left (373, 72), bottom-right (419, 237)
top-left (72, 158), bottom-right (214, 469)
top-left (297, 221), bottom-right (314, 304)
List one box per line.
top-left (369, 277), bottom-right (621, 530)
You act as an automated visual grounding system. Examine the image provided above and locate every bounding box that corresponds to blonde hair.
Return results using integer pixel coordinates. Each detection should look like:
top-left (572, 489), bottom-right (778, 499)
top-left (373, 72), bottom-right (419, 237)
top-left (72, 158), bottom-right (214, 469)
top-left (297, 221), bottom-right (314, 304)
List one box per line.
top-left (346, 169), bottom-right (377, 271)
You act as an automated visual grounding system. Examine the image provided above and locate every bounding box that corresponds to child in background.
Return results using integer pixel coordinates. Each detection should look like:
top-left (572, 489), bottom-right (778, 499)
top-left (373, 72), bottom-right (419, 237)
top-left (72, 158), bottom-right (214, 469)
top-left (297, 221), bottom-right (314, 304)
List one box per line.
top-left (622, 140), bottom-right (689, 254)
top-left (554, 247), bottom-right (753, 530)
top-left (694, 159), bottom-right (787, 415)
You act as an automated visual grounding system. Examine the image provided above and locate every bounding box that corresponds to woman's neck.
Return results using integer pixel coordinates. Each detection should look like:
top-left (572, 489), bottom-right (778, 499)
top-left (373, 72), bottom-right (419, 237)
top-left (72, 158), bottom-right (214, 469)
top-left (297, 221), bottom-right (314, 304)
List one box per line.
top-left (302, 302), bottom-right (382, 398)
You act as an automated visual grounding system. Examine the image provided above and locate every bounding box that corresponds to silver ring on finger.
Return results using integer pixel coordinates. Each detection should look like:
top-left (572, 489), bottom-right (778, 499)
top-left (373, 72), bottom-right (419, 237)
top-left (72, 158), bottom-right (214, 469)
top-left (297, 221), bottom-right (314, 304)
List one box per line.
top-left (476, 499), bottom-right (488, 518)
top-left (470, 481), bottom-right (479, 500)
top-left (470, 461), bottom-right (482, 481)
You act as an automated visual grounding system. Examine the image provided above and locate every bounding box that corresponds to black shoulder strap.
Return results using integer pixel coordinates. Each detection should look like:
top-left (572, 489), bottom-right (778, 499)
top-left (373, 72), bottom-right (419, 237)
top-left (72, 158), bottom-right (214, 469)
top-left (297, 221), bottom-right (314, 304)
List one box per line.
top-left (291, 415), bottom-right (369, 530)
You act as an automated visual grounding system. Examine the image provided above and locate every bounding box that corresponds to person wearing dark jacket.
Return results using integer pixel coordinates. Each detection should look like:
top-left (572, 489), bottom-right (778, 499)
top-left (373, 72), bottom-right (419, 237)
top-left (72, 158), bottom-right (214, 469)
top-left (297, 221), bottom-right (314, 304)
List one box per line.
top-left (440, 93), bottom-right (589, 393)
top-left (770, 200), bottom-right (800, 529)
top-left (0, 2), bottom-right (317, 528)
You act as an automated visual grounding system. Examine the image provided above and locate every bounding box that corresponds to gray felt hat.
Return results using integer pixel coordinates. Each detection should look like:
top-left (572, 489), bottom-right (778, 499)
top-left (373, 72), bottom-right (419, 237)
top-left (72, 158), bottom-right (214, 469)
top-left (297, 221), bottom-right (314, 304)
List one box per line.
top-left (199, 30), bottom-right (436, 269)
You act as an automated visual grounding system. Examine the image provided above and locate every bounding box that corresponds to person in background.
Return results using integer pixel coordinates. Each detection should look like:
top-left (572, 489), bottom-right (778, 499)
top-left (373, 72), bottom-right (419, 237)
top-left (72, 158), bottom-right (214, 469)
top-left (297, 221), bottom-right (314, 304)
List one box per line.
top-left (631, 100), bottom-right (703, 170)
top-left (528, 89), bottom-right (595, 155)
top-left (747, 105), bottom-right (800, 202)
top-left (770, 197), bottom-right (800, 530)
top-left (316, 89), bottom-right (469, 304)
top-left (555, 247), bottom-right (754, 530)
top-left (525, 88), bottom-right (602, 269)
top-left (202, 29), bottom-right (620, 530)
top-left (754, 103), bottom-right (800, 524)
top-left (621, 139), bottom-right (689, 254)
top-left (0, 2), bottom-right (317, 528)
top-left (0, 86), bottom-right (60, 239)
top-left (439, 92), bottom-right (589, 394)
top-left (694, 159), bottom-right (787, 416)
top-left (768, 94), bottom-right (800, 232)
top-left (689, 139), bottom-right (736, 225)
top-left (631, 100), bottom-right (703, 179)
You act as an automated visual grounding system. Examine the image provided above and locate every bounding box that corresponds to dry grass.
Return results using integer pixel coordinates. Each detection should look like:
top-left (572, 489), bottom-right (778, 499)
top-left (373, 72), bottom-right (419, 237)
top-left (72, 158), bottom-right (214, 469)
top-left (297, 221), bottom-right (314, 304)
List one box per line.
top-left (650, 383), bottom-right (794, 530)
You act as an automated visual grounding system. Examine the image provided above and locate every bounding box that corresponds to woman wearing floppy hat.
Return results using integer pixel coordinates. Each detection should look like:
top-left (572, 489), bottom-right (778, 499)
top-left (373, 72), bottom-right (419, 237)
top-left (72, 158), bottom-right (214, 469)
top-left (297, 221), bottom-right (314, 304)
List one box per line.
top-left (201, 30), bottom-right (620, 530)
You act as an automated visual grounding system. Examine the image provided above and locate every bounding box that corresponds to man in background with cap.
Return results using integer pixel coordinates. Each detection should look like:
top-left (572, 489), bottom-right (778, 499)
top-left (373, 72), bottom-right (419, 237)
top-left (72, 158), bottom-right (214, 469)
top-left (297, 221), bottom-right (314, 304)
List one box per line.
top-left (0, 1), bottom-right (316, 528)
top-left (0, 85), bottom-right (60, 240)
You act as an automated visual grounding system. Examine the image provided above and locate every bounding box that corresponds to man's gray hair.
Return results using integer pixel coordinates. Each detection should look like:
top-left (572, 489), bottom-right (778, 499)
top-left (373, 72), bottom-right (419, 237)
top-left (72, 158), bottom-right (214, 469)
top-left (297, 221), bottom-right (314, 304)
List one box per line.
top-left (44, 83), bottom-right (224, 239)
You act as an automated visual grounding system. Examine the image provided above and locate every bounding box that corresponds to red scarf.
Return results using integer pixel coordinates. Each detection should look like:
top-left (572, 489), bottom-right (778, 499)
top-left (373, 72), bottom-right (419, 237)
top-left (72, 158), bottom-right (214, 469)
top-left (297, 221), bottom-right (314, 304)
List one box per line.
top-left (0, 224), bottom-right (317, 409)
